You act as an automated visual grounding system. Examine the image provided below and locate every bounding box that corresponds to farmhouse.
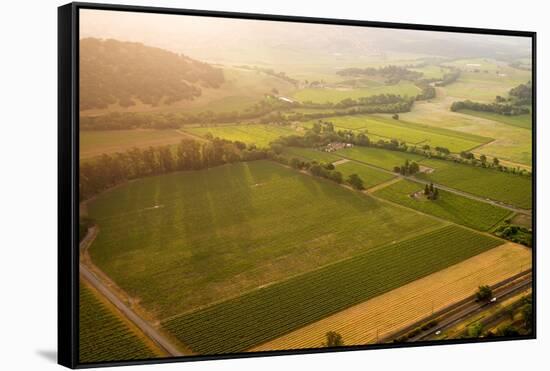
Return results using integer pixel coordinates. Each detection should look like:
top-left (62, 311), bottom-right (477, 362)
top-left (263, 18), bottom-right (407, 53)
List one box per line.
top-left (324, 142), bottom-right (353, 152)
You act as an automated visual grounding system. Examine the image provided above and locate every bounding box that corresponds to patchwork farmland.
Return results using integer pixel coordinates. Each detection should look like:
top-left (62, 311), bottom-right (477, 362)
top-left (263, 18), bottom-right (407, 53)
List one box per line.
top-left (162, 226), bottom-right (502, 354)
top-left (253, 243), bottom-right (531, 351)
top-left (77, 24), bottom-right (533, 362)
top-left (319, 115), bottom-right (492, 152)
top-left (87, 161), bottom-right (441, 318)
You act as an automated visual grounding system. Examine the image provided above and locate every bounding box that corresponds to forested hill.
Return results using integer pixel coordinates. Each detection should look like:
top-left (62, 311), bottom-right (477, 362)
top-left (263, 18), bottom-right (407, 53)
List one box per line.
top-left (80, 38), bottom-right (225, 110)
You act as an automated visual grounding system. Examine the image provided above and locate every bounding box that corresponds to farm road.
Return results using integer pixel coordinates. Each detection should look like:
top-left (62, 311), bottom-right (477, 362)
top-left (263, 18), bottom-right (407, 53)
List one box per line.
top-left (79, 227), bottom-right (185, 357)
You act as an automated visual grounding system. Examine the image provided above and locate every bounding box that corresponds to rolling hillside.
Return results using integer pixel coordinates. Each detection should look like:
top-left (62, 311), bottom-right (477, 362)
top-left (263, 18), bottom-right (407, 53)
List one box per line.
top-left (80, 38), bottom-right (224, 110)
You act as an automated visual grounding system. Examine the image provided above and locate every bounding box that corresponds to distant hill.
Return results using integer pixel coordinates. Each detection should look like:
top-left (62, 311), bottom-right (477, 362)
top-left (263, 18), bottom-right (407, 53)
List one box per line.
top-left (80, 38), bottom-right (224, 110)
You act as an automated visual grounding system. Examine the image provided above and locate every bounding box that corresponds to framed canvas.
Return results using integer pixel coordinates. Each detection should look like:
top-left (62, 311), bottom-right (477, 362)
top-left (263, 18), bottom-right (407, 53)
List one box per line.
top-left (58, 2), bottom-right (536, 368)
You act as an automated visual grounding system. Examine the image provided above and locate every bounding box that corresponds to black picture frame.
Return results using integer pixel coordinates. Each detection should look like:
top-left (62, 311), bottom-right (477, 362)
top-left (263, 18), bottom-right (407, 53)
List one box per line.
top-left (58, 2), bottom-right (537, 368)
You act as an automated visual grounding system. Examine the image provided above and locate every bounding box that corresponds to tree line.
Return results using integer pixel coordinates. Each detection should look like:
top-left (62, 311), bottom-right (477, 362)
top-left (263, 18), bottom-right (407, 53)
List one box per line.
top-left (272, 154), bottom-right (365, 190)
top-left (80, 138), bottom-right (268, 201)
top-left (275, 120), bottom-right (531, 178)
top-left (450, 100), bottom-right (529, 116)
top-left (81, 93), bottom-right (415, 131)
top-left (434, 68), bottom-right (461, 87)
top-left (451, 81), bottom-right (532, 116)
top-left (337, 65), bottom-right (423, 84)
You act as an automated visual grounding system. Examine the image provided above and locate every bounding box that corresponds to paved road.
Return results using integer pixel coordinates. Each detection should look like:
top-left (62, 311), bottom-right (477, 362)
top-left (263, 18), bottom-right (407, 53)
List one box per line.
top-left (332, 154), bottom-right (531, 215)
top-left (410, 276), bottom-right (532, 342)
top-left (80, 229), bottom-right (185, 357)
top-left (378, 270), bottom-right (531, 343)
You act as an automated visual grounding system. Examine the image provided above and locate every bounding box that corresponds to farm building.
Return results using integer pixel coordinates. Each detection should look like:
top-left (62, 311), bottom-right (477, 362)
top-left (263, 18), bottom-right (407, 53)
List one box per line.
top-left (324, 142), bottom-right (353, 152)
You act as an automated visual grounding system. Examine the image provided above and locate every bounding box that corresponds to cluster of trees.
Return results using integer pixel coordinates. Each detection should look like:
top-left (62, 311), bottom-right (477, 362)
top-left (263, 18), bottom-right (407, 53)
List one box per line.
top-left (450, 100), bottom-right (529, 116)
top-left (328, 94), bottom-right (412, 109)
top-left (494, 223), bottom-right (532, 247)
top-left (80, 38), bottom-right (224, 110)
top-left (424, 183), bottom-right (440, 200)
top-left (274, 155), bottom-right (365, 190)
top-left (337, 65), bottom-right (423, 84)
top-left (434, 68), bottom-right (461, 87)
top-left (323, 331), bottom-right (344, 347)
top-left (509, 81), bottom-right (532, 105)
top-left (451, 81), bottom-right (532, 116)
top-left (414, 80), bottom-right (436, 101)
top-left (80, 138), bottom-right (268, 201)
top-left (476, 285), bottom-right (493, 302)
top-left (393, 159), bottom-right (420, 176)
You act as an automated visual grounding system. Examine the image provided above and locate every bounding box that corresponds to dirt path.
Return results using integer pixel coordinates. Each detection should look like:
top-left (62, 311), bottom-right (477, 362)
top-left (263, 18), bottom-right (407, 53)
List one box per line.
top-left (79, 227), bottom-right (186, 357)
top-left (365, 177), bottom-right (402, 194)
top-left (332, 158), bottom-right (350, 166)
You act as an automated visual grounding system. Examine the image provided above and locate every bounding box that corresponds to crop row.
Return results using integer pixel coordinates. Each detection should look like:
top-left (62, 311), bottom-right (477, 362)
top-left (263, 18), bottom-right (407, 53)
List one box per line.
top-left (162, 225), bottom-right (502, 354)
top-left (79, 283), bottom-right (158, 363)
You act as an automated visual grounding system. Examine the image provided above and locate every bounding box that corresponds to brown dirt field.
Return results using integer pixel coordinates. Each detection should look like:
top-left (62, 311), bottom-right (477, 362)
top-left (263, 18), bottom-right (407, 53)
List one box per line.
top-left (251, 243), bottom-right (531, 351)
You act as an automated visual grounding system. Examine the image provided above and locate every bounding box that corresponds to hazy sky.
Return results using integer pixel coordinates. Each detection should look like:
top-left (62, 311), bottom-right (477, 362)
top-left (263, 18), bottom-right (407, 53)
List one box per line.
top-left (80, 9), bottom-right (531, 65)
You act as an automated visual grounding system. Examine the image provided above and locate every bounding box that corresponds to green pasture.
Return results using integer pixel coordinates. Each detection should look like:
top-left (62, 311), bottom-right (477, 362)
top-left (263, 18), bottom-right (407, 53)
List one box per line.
top-left (291, 81), bottom-right (420, 104)
top-left (416, 158), bottom-right (532, 209)
top-left (373, 179), bottom-right (512, 230)
top-left (182, 124), bottom-right (298, 147)
top-left (336, 146), bottom-right (423, 171)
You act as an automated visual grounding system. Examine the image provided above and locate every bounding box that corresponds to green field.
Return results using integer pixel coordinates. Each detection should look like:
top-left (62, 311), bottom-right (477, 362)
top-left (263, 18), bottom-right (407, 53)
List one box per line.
top-left (315, 115), bottom-right (491, 152)
top-left (182, 124), bottom-right (299, 147)
top-left (80, 129), bottom-right (192, 159)
top-left (88, 160), bottom-right (440, 318)
top-left (400, 98), bottom-right (532, 165)
top-left (459, 110), bottom-right (532, 130)
top-left (280, 146), bottom-right (341, 163)
top-left (441, 58), bottom-right (531, 102)
top-left (373, 179), bottom-right (512, 230)
top-left (292, 81), bottom-right (420, 103)
top-left (162, 225), bottom-right (502, 354)
top-left (410, 65), bottom-right (447, 79)
top-left (416, 158), bottom-right (532, 209)
top-left (334, 161), bottom-right (396, 189)
top-left (79, 283), bottom-right (159, 363)
top-left (337, 146), bottom-right (423, 170)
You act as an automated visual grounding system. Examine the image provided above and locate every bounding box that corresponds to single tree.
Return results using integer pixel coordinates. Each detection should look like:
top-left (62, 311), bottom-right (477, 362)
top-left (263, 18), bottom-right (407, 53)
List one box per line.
top-left (493, 157), bottom-right (500, 166)
top-left (347, 174), bottom-right (365, 190)
top-left (480, 154), bottom-right (487, 164)
top-left (476, 285), bottom-right (493, 302)
top-left (324, 331), bottom-right (344, 347)
top-left (424, 184), bottom-right (430, 195)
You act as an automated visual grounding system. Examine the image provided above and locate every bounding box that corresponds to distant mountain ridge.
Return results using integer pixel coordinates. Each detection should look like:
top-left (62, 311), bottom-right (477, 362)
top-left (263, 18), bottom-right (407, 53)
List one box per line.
top-left (80, 38), bottom-right (224, 110)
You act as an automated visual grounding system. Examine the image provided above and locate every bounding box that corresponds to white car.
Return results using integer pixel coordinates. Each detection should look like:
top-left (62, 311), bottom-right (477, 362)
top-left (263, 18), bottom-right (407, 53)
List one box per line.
top-left (490, 297), bottom-right (497, 303)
